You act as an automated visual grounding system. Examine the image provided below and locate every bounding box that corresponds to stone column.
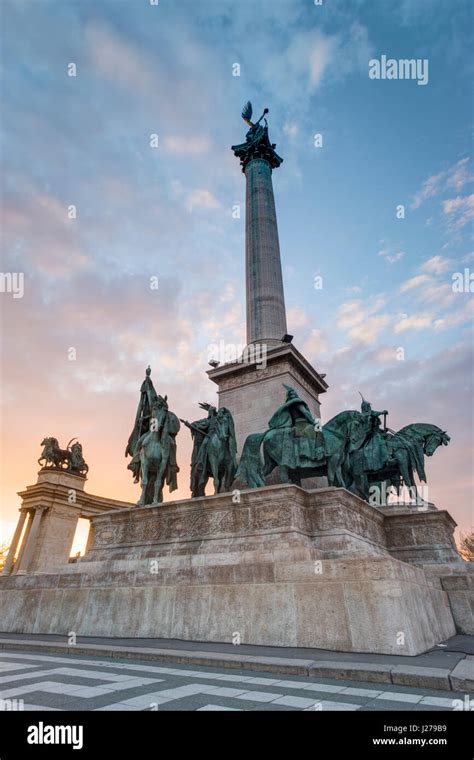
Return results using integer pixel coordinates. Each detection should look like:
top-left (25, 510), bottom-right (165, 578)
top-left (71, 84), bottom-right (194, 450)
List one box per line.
top-left (210, 120), bottom-right (328, 456)
top-left (12, 510), bottom-right (32, 573)
top-left (14, 506), bottom-right (46, 574)
top-left (245, 158), bottom-right (287, 347)
top-left (2, 509), bottom-right (28, 575)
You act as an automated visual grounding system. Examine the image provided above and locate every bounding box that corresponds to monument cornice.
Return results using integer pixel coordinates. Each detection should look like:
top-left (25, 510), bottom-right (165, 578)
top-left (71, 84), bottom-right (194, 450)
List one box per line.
top-left (18, 478), bottom-right (133, 517)
top-left (207, 342), bottom-right (328, 397)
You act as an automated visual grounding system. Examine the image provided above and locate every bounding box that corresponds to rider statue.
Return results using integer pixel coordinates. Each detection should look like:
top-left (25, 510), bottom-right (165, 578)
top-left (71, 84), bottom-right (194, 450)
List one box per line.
top-left (267, 384), bottom-right (325, 469)
top-left (182, 403), bottom-right (237, 497)
top-left (69, 442), bottom-right (89, 475)
top-left (125, 368), bottom-right (180, 497)
top-left (183, 404), bottom-right (218, 497)
top-left (348, 394), bottom-right (389, 474)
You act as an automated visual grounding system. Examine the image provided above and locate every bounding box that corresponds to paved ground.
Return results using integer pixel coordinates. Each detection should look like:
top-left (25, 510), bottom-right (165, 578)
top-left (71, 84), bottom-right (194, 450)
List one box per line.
top-left (0, 650), bottom-right (469, 712)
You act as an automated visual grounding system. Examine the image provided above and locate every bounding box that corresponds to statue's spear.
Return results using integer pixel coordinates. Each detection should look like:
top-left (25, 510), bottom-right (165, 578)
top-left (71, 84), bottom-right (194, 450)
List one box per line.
top-left (179, 419), bottom-right (209, 437)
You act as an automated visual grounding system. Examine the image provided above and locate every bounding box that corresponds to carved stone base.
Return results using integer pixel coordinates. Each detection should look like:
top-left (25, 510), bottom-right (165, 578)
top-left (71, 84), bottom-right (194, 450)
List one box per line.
top-left (1, 484), bottom-right (467, 654)
top-left (383, 508), bottom-right (473, 634)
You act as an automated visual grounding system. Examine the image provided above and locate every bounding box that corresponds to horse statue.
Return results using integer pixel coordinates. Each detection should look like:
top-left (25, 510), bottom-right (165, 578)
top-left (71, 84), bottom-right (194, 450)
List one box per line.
top-left (38, 437), bottom-right (74, 469)
top-left (38, 437), bottom-right (89, 476)
top-left (348, 423), bottom-right (450, 502)
top-left (236, 387), bottom-right (450, 505)
top-left (136, 395), bottom-right (180, 506)
top-left (181, 404), bottom-right (237, 497)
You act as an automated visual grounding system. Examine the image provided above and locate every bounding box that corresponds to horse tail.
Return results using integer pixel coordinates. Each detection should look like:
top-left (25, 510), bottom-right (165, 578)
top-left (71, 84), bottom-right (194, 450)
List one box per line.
top-left (235, 432), bottom-right (266, 488)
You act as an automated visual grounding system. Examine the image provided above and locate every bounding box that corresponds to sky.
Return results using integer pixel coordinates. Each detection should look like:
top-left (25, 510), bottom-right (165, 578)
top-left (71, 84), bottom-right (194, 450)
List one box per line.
top-left (0, 0), bottom-right (473, 553)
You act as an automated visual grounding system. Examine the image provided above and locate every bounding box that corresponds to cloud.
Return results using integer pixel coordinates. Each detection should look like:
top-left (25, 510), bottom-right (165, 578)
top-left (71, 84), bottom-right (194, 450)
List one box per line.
top-left (164, 136), bottom-right (212, 155)
top-left (349, 315), bottom-right (390, 344)
top-left (337, 296), bottom-right (386, 328)
top-left (378, 248), bottom-right (405, 264)
top-left (287, 306), bottom-right (311, 330)
top-left (309, 33), bottom-right (336, 87)
top-left (186, 189), bottom-right (221, 212)
top-left (410, 169), bottom-right (446, 210)
top-left (86, 21), bottom-right (155, 94)
top-left (434, 300), bottom-right (474, 331)
top-left (336, 297), bottom-right (389, 344)
top-left (442, 194), bottom-right (474, 230)
top-left (400, 274), bottom-right (432, 292)
top-left (375, 347), bottom-right (402, 363)
top-left (399, 255), bottom-right (459, 307)
top-left (410, 158), bottom-right (472, 210)
top-left (419, 282), bottom-right (457, 307)
top-left (283, 122), bottom-right (299, 138)
top-left (446, 157), bottom-right (472, 191)
top-left (2, 189), bottom-right (91, 276)
top-left (420, 255), bottom-right (453, 274)
top-left (301, 328), bottom-right (327, 357)
top-left (394, 313), bottom-right (433, 332)
top-left (219, 282), bottom-right (237, 303)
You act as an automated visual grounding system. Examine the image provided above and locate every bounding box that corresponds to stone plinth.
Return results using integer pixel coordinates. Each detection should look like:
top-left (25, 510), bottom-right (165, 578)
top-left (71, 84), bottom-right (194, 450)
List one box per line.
top-left (384, 509), bottom-right (462, 567)
top-left (0, 484), bottom-right (462, 655)
top-left (208, 343), bottom-right (328, 455)
top-left (439, 572), bottom-right (474, 635)
top-left (383, 508), bottom-right (473, 634)
top-left (3, 470), bottom-right (133, 576)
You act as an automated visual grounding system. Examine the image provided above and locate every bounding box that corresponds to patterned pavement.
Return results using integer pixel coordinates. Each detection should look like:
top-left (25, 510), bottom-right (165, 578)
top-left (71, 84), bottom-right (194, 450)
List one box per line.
top-left (0, 650), bottom-right (468, 711)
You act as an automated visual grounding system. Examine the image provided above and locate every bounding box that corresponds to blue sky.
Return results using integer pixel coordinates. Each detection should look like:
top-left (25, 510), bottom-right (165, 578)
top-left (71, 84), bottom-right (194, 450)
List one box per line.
top-left (0, 0), bottom-right (472, 542)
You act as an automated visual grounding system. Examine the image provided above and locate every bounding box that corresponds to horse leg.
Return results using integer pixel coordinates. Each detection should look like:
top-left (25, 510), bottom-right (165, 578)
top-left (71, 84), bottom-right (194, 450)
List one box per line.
top-left (326, 455), bottom-right (337, 487)
top-left (153, 455), bottom-right (168, 505)
top-left (335, 464), bottom-right (346, 488)
top-left (291, 470), bottom-right (302, 487)
top-left (330, 453), bottom-right (347, 488)
top-left (223, 466), bottom-right (231, 492)
top-left (262, 444), bottom-right (278, 479)
top-left (152, 457), bottom-right (162, 505)
top-left (199, 475), bottom-right (208, 497)
top-left (211, 459), bottom-right (220, 495)
top-left (345, 461), bottom-right (366, 499)
top-left (263, 460), bottom-right (277, 479)
top-left (395, 451), bottom-right (415, 497)
top-left (138, 455), bottom-right (147, 506)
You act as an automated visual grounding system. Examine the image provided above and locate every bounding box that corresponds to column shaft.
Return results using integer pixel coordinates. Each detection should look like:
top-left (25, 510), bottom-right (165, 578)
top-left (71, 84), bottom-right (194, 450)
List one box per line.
top-left (14, 507), bottom-right (44, 574)
top-left (13, 511), bottom-right (33, 573)
top-left (2, 509), bottom-right (28, 575)
top-left (245, 158), bottom-right (287, 346)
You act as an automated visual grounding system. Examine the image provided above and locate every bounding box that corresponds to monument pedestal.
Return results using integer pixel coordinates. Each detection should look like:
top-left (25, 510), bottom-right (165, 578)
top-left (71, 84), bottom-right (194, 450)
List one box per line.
top-left (1, 483), bottom-right (469, 653)
top-left (208, 343), bottom-right (328, 455)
